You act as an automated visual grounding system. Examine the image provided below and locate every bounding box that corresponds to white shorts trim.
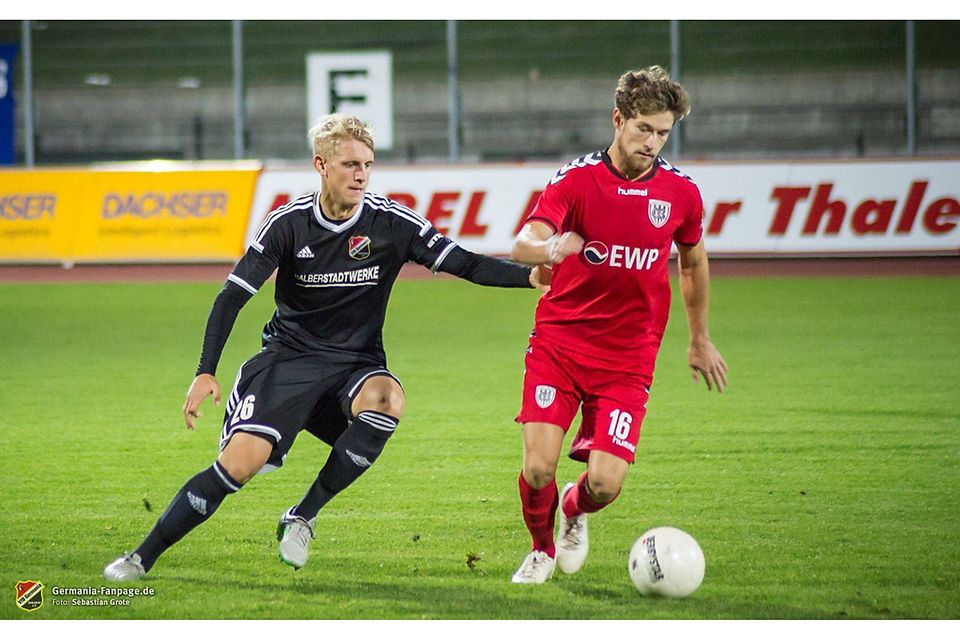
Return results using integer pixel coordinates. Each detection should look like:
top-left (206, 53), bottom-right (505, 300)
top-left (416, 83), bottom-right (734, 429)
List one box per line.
top-left (219, 423), bottom-right (283, 452)
top-left (347, 369), bottom-right (402, 398)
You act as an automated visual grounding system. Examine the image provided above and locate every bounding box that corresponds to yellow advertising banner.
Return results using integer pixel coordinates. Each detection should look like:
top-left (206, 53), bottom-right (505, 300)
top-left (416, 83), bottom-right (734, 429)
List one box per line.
top-left (0, 162), bottom-right (261, 263)
top-left (0, 169), bottom-right (83, 261)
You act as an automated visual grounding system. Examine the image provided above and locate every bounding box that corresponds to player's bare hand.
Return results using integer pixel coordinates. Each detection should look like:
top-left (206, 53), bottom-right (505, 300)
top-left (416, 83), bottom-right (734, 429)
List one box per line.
top-left (530, 264), bottom-right (553, 293)
top-left (183, 373), bottom-right (221, 430)
top-left (688, 340), bottom-right (728, 393)
top-left (546, 231), bottom-right (584, 265)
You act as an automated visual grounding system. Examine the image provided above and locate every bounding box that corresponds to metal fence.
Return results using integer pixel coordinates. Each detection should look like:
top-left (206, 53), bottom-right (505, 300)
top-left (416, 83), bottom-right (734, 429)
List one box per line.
top-left (2, 19), bottom-right (959, 166)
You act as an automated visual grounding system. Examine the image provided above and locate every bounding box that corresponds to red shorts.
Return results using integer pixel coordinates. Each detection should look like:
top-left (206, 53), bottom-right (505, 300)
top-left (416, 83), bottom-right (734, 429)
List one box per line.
top-left (516, 334), bottom-right (652, 463)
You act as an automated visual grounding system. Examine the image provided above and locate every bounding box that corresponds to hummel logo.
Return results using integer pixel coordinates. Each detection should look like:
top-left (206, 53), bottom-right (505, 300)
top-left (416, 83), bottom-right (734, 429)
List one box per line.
top-left (187, 491), bottom-right (208, 515)
top-left (617, 186), bottom-right (648, 197)
top-left (297, 246), bottom-right (315, 259)
top-left (345, 449), bottom-right (372, 468)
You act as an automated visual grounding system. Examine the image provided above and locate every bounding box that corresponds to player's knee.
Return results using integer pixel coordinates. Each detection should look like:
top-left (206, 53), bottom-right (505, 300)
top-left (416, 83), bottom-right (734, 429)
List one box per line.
top-left (218, 433), bottom-right (273, 485)
top-left (523, 457), bottom-right (557, 490)
top-left (218, 458), bottom-right (260, 486)
top-left (586, 472), bottom-right (623, 504)
top-left (353, 377), bottom-right (404, 418)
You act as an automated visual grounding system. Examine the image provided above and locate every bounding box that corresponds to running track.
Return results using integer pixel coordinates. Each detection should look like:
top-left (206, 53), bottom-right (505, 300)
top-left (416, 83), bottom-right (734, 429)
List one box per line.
top-left (0, 257), bottom-right (957, 283)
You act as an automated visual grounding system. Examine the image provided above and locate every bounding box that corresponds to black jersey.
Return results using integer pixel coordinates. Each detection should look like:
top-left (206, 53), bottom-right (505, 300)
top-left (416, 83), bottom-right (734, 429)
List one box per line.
top-left (196, 190), bottom-right (532, 375)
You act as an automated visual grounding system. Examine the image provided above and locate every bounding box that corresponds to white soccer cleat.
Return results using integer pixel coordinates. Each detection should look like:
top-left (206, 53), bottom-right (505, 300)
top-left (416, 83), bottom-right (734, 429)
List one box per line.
top-left (556, 482), bottom-right (589, 574)
top-left (511, 550), bottom-right (556, 584)
top-left (277, 507), bottom-right (316, 570)
top-left (103, 553), bottom-right (146, 582)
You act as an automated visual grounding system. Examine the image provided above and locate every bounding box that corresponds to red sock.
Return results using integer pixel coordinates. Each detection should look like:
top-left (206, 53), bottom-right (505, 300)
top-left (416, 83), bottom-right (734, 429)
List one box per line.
top-left (562, 471), bottom-right (619, 519)
top-left (518, 472), bottom-right (558, 558)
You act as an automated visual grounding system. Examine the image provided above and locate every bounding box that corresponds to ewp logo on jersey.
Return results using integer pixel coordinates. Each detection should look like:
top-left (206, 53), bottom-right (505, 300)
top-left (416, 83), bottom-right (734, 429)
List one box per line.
top-left (648, 199), bottom-right (671, 228)
top-left (584, 241), bottom-right (608, 265)
top-left (582, 240), bottom-right (659, 271)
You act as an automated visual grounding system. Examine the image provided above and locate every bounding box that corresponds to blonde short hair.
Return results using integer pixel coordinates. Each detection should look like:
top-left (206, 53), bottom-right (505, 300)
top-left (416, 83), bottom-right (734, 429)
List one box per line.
top-left (615, 66), bottom-right (691, 122)
top-left (308, 113), bottom-right (375, 159)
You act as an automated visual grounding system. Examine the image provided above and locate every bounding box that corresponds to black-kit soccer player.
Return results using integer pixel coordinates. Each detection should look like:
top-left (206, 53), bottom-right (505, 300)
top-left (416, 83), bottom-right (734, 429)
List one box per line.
top-left (104, 113), bottom-right (544, 581)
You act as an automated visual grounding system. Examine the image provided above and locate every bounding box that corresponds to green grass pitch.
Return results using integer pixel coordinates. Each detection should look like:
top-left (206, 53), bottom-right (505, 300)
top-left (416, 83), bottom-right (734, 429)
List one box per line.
top-left (1, 272), bottom-right (958, 619)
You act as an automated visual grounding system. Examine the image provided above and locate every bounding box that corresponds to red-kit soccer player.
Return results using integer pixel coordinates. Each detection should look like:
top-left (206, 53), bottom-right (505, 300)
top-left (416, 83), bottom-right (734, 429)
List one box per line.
top-left (508, 66), bottom-right (728, 583)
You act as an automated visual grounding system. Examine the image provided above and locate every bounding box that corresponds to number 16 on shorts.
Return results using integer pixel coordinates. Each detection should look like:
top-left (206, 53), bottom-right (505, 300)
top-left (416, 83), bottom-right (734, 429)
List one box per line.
top-left (608, 409), bottom-right (634, 448)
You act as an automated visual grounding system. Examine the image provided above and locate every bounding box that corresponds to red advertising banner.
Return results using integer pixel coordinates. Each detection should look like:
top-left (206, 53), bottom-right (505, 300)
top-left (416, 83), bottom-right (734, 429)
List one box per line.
top-left (248, 158), bottom-right (959, 256)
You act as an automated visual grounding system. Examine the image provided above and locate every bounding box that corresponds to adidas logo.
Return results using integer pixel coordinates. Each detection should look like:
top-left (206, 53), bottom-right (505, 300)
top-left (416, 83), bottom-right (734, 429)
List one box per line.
top-left (345, 449), bottom-right (372, 468)
top-left (187, 491), bottom-right (208, 515)
top-left (296, 246), bottom-right (315, 259)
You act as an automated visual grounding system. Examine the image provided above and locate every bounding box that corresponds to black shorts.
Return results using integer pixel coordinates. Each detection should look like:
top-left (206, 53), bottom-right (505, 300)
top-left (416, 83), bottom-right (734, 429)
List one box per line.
top-left (218, 343), bottom-right (401, 472)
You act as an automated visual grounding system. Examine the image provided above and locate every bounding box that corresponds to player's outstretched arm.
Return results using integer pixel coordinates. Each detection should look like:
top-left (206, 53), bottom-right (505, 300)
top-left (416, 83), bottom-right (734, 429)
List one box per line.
top-left (183, 373), bottom-right (221, 430)
top-left (511, 221), bottom-right (584, 266)
top-left (436, 245), bottom-right (536, 289)
top-left (184, 280), bottom-right (254, 429)
top-left (677, 240), bottom-right (728, 393)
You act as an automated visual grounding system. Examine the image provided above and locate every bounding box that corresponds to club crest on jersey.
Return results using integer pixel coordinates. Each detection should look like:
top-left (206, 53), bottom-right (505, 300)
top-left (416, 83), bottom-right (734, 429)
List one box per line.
top-left (535, 385), bottom-right (556, 409)
top-left (348, 236), bottom-right (371, 260)
top-left (648, 199), bottom-right (671, 228)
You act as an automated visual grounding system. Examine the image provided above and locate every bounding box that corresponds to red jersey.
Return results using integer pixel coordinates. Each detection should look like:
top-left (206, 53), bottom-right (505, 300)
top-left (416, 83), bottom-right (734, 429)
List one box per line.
top-left (526, 151), bottom-right (704, 370)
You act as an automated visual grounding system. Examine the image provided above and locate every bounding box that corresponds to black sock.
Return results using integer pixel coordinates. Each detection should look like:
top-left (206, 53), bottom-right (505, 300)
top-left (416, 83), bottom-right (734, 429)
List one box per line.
top-left (292, 411), bottom-right (398, 521)
top-left (135, 461), bottom-right (241, 572)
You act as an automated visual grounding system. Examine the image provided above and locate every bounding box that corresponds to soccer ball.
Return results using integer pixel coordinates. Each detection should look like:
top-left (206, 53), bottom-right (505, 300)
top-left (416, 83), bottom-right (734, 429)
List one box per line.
top-left (628, 526), bottom-right (705, 597)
